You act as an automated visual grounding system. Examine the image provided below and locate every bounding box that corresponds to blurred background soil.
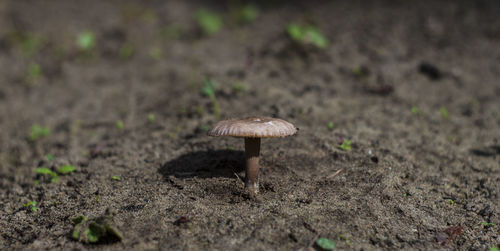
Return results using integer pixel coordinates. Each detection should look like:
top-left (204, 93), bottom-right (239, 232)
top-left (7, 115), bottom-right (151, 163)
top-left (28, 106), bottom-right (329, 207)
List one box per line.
top-left (0, 0), bottom-right (499, 250)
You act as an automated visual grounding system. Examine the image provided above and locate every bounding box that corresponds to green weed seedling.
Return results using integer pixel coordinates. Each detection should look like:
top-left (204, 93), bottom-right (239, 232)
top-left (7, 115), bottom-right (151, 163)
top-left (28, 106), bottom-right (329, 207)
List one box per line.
top-left (338, 139), bottom-right (352, 151)
top-left (45, 154), bottom-right (55, 162)
top-left (339, 234), bottom-right (351, 246)
top-left (287, 23), bottom-right (328, 49)
top-left (195, 9), bottom-right (223, 35)
top-left (71, 210), bottom-right (122, 244)
top-left (26, 62), bottom-right (42, 84)
top-left (24, 201), bottom-right (37, 212)
top-left (411, 106), bottom-right (420, 115)
top-left (316, 237), bottom-right (336, 250)
top-left (29, 124), bottom-right (50, 141)
top-left (481, 222), bottom-right (495, 228)
top-left (112, 176), bottom-right (121, 181)
top-left (232, 4), bottom-right (259, 25)
top-left (233, 82), bottom-right (246, 93)
top-left (148, 114), bottom-right (155, 123)
top-left (491, 246), bottom-right (499, 251)
top-left (440, 106), bottom-right (449, 119)
top-left (77, 31), bottom-right (95, 51)
top-left (119, 44), bottom-right (134, 60)
top-left (116, 120), bottom-right (124, 130)
top-left (34, 165), bottom-right (76, 183)
top-left (328, 122), bottom-right (334, 130)
top-left (201, 79), bottom-right (220, 118)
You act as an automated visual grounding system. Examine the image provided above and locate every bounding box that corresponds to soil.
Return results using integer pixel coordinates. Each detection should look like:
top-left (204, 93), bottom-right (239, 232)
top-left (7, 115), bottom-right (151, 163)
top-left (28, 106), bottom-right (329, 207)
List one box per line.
top-left (0, 0), bottom-right (499, 250)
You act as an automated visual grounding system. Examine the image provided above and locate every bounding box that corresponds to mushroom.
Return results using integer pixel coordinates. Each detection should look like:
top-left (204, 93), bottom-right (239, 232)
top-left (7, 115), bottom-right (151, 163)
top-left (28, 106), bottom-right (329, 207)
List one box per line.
top-left (207, 116), bottom-right (297, 194)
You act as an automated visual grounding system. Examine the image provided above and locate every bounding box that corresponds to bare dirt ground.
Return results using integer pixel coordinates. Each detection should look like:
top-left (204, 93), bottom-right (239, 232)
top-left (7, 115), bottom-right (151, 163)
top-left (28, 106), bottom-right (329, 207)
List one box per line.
top-left (0, 0), bottom-right (499, 250)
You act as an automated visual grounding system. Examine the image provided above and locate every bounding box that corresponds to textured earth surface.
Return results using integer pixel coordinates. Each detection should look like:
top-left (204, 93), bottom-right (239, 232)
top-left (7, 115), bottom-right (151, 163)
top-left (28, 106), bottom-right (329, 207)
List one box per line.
top-left (0, 0), bottom-right (499, 250)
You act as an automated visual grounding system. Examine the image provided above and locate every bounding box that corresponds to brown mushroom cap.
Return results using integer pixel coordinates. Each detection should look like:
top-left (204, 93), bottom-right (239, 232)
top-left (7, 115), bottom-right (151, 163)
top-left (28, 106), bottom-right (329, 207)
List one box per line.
top-left (207, 116), bottom-right (297, 138)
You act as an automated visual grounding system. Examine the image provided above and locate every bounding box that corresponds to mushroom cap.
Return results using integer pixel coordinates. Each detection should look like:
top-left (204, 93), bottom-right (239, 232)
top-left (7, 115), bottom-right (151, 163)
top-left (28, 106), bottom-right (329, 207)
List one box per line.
top-left (207, 116), bottom-right (297, 138)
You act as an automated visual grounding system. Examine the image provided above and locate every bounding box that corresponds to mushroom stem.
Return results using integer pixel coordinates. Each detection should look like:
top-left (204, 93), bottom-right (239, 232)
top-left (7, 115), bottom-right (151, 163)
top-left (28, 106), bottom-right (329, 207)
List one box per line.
top-left (244, 137), bottom-right (261, 194)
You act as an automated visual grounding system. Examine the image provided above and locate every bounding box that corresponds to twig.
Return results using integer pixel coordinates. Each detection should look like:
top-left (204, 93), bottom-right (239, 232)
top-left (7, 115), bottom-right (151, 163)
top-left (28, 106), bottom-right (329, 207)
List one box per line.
top-left (326, 168), bottom-right (343, 179)
top-left (234, 172), bottom-right (244, 184)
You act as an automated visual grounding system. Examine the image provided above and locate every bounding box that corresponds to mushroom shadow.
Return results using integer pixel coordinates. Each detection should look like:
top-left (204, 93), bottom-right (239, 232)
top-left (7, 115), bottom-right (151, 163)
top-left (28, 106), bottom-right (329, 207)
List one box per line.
top-left (159, 149), bottom-right (245, 179)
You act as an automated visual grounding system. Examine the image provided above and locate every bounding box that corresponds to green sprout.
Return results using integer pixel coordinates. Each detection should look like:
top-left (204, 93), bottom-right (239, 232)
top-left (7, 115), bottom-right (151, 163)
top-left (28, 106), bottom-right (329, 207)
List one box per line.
top-left (24, 201), bottom-right (37, 212)
top-left (34, 165), bottom-right (75, 183)
top-left (339, 234), bottom-right (351, 246)
top-left (112, 176), bottom-right (121, 181)
top-left (116, 120), bottom-right (124, 130)
top-left (77, 31), bottom-right (95, 51)
top-left (447, 199), bottom-right (455, 205)
top-left (149, 47), bottom-right (162, 60)
top-left (195, 9), bottom-right (223, 35)
top-left (440, 106), bottom-right (449, 119)
top-left (481, 222), bottom-right (495, 228)
top-left (411, 106), bottom-right (420, 115)
top-left (233, 82), bottom-right (246, 93)
top-left (491, 246), bottom-right (499, 251)
top-left (57, 165), bottom-right (76, 174)
top-left (328, 122), bottom-right (334, 130)
top-left (338, 139), bottom-right (352, 151)
top-left (45, 154), bottom-right (55, 162)
top-left (71, 211), bottom-right (122, 244)
top-left (316, 237), bottom-right (336, 250)
top-left (286, 23), bottom-right (328, 49)
top-left (29, 124), bottom-right (50, 141)
top-left (119, 44), bottom-right (134, 60)
top-left (234, 4), bottom-right (259, 24)
top-left (148, 113), bottom-right (155, 123)
top-left (201, 79), bottom-right (220, 118)
top-left (26, 63), bottom-right (42, 84)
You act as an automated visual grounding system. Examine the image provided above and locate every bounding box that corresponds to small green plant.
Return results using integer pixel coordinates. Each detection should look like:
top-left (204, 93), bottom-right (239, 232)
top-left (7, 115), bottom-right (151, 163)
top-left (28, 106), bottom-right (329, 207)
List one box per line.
top-left (77, 31), bottom-right (95, 51)
top-left (201, 79), bottom-right (220, 118)
top-left (71, 211), bottom-right (122, 244)
top-left (328, 122), bottom-right (334, 130)
top-left (119, 44), bottom-right (134, 60)
top-left (148, 114), bottom-right (155, 123)
top-left (149, 47), bottom-right (162, 60)
top-left (112, 176), bottom-right (121, 181)
top-left (45, 154), bottom-right (55, 162)
top-left (29, 124), bottom-right (50, 141)
top-left (26, 63), bottom-right (42, 84)
top-left (490, 246), bottom-right (499, 251)
top-left (440, 106), bottom-right (449, 119)
top-left (447, 199), bottom-right (455, 205)
top-left (34, 165), bottom-right (76, 183)
top-left (316, 237), bottom-right (336, 250)
top-left (24, 201), bottom-right (38, 212)
top-left (339, 234), bottom-right (351, 246)
top-left (233, 82), bottom-right (246, 93)
top-left (411, 106), bottom-right (420, 115)
top-left (338, 139), bottom-right (352, 151)
top-left (195, 9), bottom-right (223, 35)
top-left (481, 222), bottom-right (495, 228)
top-left (116, 120), bottom-right (124, 130)
top-left (286, 23), bottom-right (328, 49)
top-left (233, 4), bottom-right (259, 24)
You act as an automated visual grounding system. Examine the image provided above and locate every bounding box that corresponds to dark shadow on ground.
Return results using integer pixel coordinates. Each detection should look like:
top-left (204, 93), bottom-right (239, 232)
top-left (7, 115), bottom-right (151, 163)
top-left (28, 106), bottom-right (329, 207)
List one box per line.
top-left (159, 150), bottom-right (245, 179)
top-left (469, 145), bottom-right (500, 157)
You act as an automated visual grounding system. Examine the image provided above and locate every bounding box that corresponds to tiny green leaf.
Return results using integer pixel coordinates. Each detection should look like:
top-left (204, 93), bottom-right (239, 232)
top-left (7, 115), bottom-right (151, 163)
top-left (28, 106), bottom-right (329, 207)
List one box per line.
top-left (338, 139), bottom-right (352, 151)
top-left (34, 167), bottom-right (55, 175)
top-left (112, 176), bottom-right (121, 181)
top-left (239, 4), bottom-right (259, 24)
top-left (411, 106), bottom-right (420, 115)
top-left (72, 215), bottom-right (88, 224)
top-left (316, 237), bottom-right (336, 250)
top-left (440, 106), bottom-right (449, 119)
top-left (116, 120), bottom-right (124, 130)
top-left (148, 114), bottom-right (155, 123)
top-left (481, 222), bottom-right (495, 227)
top-left (490, 247), bottom-right (499, 251)
top-left (57, 165), bottom-right (76, 174)
top-left (51, 176), bottom-right (59, 183)
top-left (77, 31), bottom-right (95, 51)
top-left (195, 9), bottom-right (223, 35)
top-left (45, 154), bottom-right (55, 162)
top-left (328, 122), bottom-right (334, 130)
top-left (29, 124), bottom-right (50, 141)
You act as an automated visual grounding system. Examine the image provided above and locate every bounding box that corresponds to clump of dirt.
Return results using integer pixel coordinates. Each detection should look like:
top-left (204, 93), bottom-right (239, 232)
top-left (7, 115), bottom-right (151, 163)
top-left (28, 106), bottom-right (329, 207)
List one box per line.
top-left (0, 0), bottom-right (499, 250)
